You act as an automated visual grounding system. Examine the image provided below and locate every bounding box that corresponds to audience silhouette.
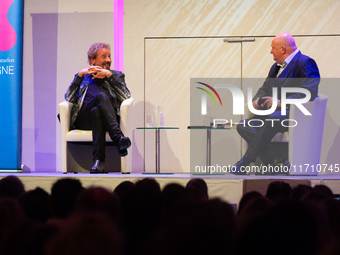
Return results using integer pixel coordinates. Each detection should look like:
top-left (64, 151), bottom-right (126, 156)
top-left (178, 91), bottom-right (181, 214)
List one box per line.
top-left (0, 175), bottom-right (25, 198)
top-left (0, 176), bottom-right (339, 255)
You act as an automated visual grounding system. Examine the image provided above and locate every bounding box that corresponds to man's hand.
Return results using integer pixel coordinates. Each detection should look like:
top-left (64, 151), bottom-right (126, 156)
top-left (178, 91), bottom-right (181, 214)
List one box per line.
top-left (78, 67), bottom-right (92, 77)
top-left (253, 98), bottom-right (262, 110)
top-left (78, 66), bottom-right (112, 79)
top-left (258, 96), bottom-right (281, 109)
top-left (89, 66), bottom-right (112, 79)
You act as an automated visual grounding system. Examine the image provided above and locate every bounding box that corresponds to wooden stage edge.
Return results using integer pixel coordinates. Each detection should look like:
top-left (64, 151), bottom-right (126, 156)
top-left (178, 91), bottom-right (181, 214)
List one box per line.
top-left (1, 172), bottom-right (340, 205)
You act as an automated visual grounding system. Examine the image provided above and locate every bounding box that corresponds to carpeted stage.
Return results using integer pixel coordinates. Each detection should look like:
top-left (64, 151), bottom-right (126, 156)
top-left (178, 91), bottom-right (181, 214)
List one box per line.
top-left (2, 172), bottom-right (340, 205)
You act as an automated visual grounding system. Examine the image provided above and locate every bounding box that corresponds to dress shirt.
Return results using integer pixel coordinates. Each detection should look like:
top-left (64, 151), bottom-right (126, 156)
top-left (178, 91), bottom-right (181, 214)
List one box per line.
top-left (276, 49), bottom-right (300, 77)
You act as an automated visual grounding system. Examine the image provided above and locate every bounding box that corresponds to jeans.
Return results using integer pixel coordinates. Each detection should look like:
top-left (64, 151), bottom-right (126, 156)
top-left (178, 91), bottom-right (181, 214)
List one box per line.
top-left (75, 92), bottom-right (123, 161)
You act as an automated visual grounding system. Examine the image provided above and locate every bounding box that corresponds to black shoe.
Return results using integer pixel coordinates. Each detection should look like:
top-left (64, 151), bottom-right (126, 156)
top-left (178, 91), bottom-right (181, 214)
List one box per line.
top-left (264, 157), bottom-right (291, 175)
top-left (117, 136), bottom-right (131, 155)
top-left (90, 160), bottom-right (105, 173)
top-left (119, 149), bottom-right (128, 157)
top-left (266, 157), bottom-right (290, 168)
top-left (229, 161), bottom-right (248, 175)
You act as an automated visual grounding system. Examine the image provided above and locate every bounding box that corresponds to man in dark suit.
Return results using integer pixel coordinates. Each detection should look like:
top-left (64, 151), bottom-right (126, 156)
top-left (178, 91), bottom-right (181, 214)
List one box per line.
top-left (233, 33), bottom-right (320, 174)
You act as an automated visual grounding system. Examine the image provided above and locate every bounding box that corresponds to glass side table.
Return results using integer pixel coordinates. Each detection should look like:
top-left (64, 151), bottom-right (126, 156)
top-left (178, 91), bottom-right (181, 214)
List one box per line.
top-left (188, 125), bottom-right (234, 174)
top-left (137, 127), bottom-right (179, 173)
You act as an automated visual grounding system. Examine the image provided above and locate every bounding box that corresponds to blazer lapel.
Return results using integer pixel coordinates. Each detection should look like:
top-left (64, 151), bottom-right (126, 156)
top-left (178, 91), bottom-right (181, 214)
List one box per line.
top-left (277, 51), bottom-right (301, 78)
top-left (268, 63), bottom-right (280, 78)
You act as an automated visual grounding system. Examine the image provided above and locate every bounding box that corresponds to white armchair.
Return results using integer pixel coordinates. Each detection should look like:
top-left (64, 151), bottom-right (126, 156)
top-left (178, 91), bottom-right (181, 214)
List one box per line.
top-left (243, 94), bottom-right (328, 175)
top-left (58, 98), bottom-right (134, 173)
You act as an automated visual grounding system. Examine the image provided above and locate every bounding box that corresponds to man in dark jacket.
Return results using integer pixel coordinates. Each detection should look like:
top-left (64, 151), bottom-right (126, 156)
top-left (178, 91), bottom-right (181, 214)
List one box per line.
top-left (233, 33), bottom-right (320, 174)
top-left (65, 43), bottom-right (131, 173)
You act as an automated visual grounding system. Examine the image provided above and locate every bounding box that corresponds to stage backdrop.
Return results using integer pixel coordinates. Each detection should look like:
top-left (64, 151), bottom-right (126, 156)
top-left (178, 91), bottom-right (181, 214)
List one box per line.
top-left (0, 0), bottom-right (24, 170)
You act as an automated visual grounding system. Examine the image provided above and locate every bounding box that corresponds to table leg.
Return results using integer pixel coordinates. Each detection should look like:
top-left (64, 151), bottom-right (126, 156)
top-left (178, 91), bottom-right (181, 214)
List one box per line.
top-left (155, 129), bottom-right (160, 173)
top-left (206, 129), bottom-right (211, 174)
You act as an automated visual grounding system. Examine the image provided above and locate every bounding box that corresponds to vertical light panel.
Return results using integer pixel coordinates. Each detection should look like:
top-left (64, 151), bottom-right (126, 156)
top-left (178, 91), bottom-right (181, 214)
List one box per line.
top-left (0, 0), bottom-right (24, 170)
top-left (32, 13), bottom-right (58, 172)
top-left (114, 0), bottom-right (124, 71)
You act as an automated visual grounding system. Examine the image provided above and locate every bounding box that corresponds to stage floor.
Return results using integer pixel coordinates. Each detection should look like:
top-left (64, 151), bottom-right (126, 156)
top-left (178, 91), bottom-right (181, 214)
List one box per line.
top-left (1, 172), bottom-right (340, 205)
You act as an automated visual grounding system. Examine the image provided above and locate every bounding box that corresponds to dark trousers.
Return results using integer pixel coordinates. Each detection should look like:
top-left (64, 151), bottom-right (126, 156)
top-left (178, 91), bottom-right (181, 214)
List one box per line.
top-left (237, 111), bottom-right (289, 163)
top-left (75, 92), bottom-right (123, 162)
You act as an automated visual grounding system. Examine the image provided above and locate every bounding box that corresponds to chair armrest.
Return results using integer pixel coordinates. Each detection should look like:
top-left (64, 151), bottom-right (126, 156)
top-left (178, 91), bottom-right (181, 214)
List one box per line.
top-left (58, 101), bottom-right (73, 134)
top-left (58, 101), bottom-right (73, 173)
top-left (288, 94), bottom-right (328, 168)
top-left (120, 97), bottom-right (134, 133)
top-left (119, 97), bottom-right (133, 174)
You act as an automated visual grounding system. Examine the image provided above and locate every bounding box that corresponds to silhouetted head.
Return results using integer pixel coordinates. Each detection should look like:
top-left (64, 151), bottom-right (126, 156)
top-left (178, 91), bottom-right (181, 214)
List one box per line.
top-left (161, 183), bottom-right (186, 212)
top-left (0, 175), bottom-right (25, 198)
top-left (186, 178), bottom-right (208, 202)
top-left (238, 191), bottom-right (262, 215)
top-left (313, 185), bottom-right (333, 198)
top-left (50, 178), bottom-right (84, 219)
top-left (291, 184), bottom-right (312, 201)
top-left (113, 181), bottom-right (135, 202)
top-left (75, 187), bottom-right (120, 220)
top-left (237, 196), bottom-right (274, 231)
top-left (18, 187), bottom-right (51, 223)
top-left (266, 181), bottom-right (292, 203)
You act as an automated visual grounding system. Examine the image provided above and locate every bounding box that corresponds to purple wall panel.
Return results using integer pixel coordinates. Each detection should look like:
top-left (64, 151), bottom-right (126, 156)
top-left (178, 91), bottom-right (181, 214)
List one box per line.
top-left (32, 14), bottom-right (58, 172)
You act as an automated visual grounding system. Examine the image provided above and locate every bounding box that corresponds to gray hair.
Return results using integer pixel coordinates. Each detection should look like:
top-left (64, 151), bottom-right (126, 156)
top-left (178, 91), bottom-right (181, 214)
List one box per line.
top-left (87, 43), bottom-right (111, 65)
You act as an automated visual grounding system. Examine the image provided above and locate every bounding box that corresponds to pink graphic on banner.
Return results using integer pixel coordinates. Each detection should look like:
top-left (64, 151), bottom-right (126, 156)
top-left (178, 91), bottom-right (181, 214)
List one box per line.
top-left (0, 0), bottom-right (17, 51)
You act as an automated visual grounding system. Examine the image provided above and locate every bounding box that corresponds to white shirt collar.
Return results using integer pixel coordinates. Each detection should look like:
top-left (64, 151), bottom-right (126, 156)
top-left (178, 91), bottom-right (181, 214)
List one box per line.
top-left (282, 49), bottom-right (300, 66)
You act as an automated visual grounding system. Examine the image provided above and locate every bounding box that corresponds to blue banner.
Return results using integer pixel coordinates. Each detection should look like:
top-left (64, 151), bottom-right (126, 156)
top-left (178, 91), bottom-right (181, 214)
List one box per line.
top-left (0, 0), bottom-right (24, 170)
